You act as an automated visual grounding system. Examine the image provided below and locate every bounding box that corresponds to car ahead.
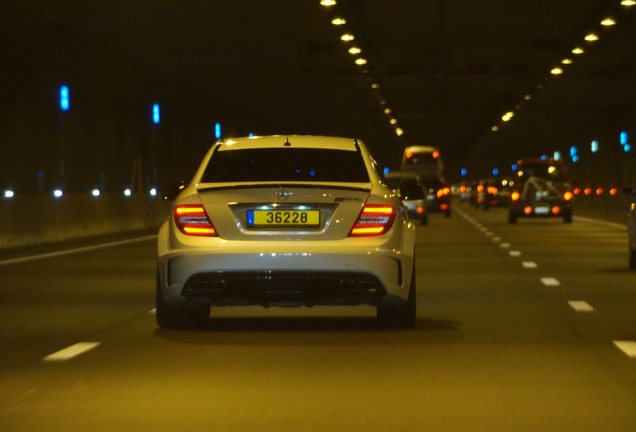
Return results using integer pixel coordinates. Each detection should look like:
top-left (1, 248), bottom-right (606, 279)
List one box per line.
top-left (157, 135), bottom-right (417, 329)
top-left (469, 178), bottom-right (499, 210)
top-left (621, 185), bottom-right (636, 269)
top-left (422, 177), bottom-right (452, 217)
top-left (508, 157), bottom-right (574, 224)
top-left (384, 171), bottom-right (428, 225)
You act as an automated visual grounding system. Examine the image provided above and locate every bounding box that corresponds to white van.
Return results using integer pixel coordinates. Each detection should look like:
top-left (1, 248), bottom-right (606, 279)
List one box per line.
top-left (400, 145), bottom-right (444, 181)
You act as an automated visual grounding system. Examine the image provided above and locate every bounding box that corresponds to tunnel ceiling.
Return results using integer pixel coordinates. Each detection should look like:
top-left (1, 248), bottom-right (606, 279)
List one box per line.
top-left (9, 0), bottom-right (636, 178)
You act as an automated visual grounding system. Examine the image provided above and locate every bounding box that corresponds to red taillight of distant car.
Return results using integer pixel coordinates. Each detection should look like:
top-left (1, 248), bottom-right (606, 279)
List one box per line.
top-left (174, 205), bottom-right (217, 236)
top-left (436, 187), bottom-right (450, 198)
top-left (349, 205), bottom-right (396, 236)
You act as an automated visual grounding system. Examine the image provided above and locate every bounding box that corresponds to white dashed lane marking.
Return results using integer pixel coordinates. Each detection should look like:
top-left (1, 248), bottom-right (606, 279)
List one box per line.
top-left (522, 261), bottom-right (538, 269)
top-left (540, 277), bottom-right (560, 287)
top-left (614, 341), bottom-right (636, 358)
top-left (509, 250), bottom-right (522, 257)
top-left (568, 300), bottom-right (594, 312)
top-left (43, 342), bottom-right (101, 362)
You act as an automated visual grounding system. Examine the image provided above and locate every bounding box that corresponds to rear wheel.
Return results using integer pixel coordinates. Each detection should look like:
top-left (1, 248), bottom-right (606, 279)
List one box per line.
top-left (377, 266), bottom-right (416, 328)
top-left (156, 272), bottom-right (210, 329)
top-left (563, 212), bottom-right (573, 224)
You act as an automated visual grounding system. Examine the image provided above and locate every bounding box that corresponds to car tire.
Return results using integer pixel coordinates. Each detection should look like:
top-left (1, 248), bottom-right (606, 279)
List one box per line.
top-left (563, 212), bottom-right (573, 224)
top-left (420, 215), bottom-right (428, 225)
top-left (377, 266), bottom-right (416, 328)
top-left (629, 246), bottom-right (636, 270)
top-left (156, 272), bottom-right (210, 329)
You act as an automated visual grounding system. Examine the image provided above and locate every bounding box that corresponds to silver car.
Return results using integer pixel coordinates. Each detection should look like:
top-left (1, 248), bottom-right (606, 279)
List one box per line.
top-left (622, 186), bottom-right (636, 269)
top-left (157, 136), bottom-right (417, 329)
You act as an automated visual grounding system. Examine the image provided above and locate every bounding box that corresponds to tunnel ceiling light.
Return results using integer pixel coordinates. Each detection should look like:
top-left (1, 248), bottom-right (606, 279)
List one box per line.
top-left (621, 0), bottom-right (635, 6)
top-left (348, 47), bottom-right (361, 54)
top-left (4, 190), bottom-right (15, 199)
top-left (320, 0), bottom-right (336, 6)
top-left (331, 17), bottom-right (346, 25)
top-left (501, 112), bottom-right (514, 122)
top-left (355, 58), bottom-right (367, 65)
top-left (584, 33), bottom-right (599, 42)
top-left (340, 33), bottom-right (355, 42)
top-left (601, 17), bottom-right (616, 26)
top-left (395, 128), bottom-right (404, 136)
top-left (551, 67), bottom-right (564, 75)
top-left (561, 58), bottom-right (572, 64)
top-left (572, 47), bottom-right (585, 54)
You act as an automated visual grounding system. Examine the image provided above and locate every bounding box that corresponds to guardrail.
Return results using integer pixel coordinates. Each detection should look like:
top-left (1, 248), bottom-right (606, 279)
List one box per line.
top-left (0, 193), bottom-right (171, 249)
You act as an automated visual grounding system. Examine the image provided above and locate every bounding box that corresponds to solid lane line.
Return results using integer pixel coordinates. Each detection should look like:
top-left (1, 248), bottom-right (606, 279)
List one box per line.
top-left (0, 235), bottom-right (157, 266)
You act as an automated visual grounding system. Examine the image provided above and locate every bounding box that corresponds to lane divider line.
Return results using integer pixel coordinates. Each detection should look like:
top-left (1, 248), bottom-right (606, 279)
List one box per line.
top-left (522, 261), bottom-right (538, 269)
top-left (613, 341), bottom-right (636, 358)
top-left (509, 251), bottom-right (522, 257)
top-left (568, 300), bottom-right (594, 312)
top-left (43, 342), bottom-right (101, 362)
top-left (541, 277), bottom-right (560, 286)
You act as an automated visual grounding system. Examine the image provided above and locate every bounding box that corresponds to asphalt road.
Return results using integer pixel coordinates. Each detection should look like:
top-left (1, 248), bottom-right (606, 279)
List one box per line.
top-left (1, 204), bottom-right (635, 431)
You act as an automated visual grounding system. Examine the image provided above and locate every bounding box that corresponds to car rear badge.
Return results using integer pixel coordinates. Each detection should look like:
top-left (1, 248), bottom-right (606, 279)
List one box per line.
top-left (276, 189), bottom-right (291, 201)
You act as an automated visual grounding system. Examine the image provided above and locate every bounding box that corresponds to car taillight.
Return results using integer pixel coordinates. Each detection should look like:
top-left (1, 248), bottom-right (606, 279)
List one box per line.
top-left (563, 191), bottom-right (574, 201)
top-left (349, 205), bottom-right (396, 236)
top-left (487, 186), bottom-right (498, 195)
top-left (511, 191), bottom-right (521, 201)
top-left (173, 205), bottom-right (217, 236)
top-left (436, 187), bottom-right (450, 198)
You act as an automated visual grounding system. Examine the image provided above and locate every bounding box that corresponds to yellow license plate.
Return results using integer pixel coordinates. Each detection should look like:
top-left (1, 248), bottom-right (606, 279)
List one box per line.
top-left (247, 210), bottom-right (320, 227)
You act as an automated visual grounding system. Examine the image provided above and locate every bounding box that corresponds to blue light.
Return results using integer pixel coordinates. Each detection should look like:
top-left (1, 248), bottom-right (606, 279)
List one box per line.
top-left (620, 131), bottom-right (628, 146)
top-left (215, 122), bottom-right (222, 139)
top-left (625, 144), bottom-right (631, 153)
top-left (511, 164), bottom-right (517, 171)
top-left (60, 85), bottom-right (70, 111)
top-left (553, 151), bottom-right (561, 160)
top-left (570, 146), bottom-right (579, 163)
top-left (492, 168), bottom-right (499, 176)
top-left (591, 140), bottom-right (599, 153)
top-left (461, 168), bottom-right (467, 177)
top-left (384, 167), bottom-right (390, 175)
top-left (152, 104), bottom-right (160, 124)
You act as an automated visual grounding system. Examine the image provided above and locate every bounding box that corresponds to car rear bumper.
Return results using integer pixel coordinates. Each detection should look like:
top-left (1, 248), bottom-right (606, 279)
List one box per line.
top-left (157, 236), bottom-right (414, 308)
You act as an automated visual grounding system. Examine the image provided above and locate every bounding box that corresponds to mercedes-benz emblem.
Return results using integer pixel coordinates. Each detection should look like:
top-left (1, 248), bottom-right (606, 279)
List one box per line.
top-left (276, 189), bottom-right (291, 201)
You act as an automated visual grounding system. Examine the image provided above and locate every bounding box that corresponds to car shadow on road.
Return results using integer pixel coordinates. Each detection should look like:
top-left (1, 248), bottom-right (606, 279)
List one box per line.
top-left (153, 316), bottom-right (460, 346)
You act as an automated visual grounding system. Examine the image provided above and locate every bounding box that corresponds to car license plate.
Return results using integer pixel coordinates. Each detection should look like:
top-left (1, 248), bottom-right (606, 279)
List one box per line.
top-left (534, 206), bottom-right (550, 215)
top-left (246, 209), bottom-right (320, 227)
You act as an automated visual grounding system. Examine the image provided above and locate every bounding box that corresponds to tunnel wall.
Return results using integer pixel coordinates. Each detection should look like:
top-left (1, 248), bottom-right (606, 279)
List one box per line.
top-left (0, 194), bottom-right (171, 249)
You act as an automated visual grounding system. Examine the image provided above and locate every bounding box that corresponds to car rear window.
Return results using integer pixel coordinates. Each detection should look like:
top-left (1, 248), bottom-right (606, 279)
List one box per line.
top-left (201, 148), bottom-right (370, 183)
